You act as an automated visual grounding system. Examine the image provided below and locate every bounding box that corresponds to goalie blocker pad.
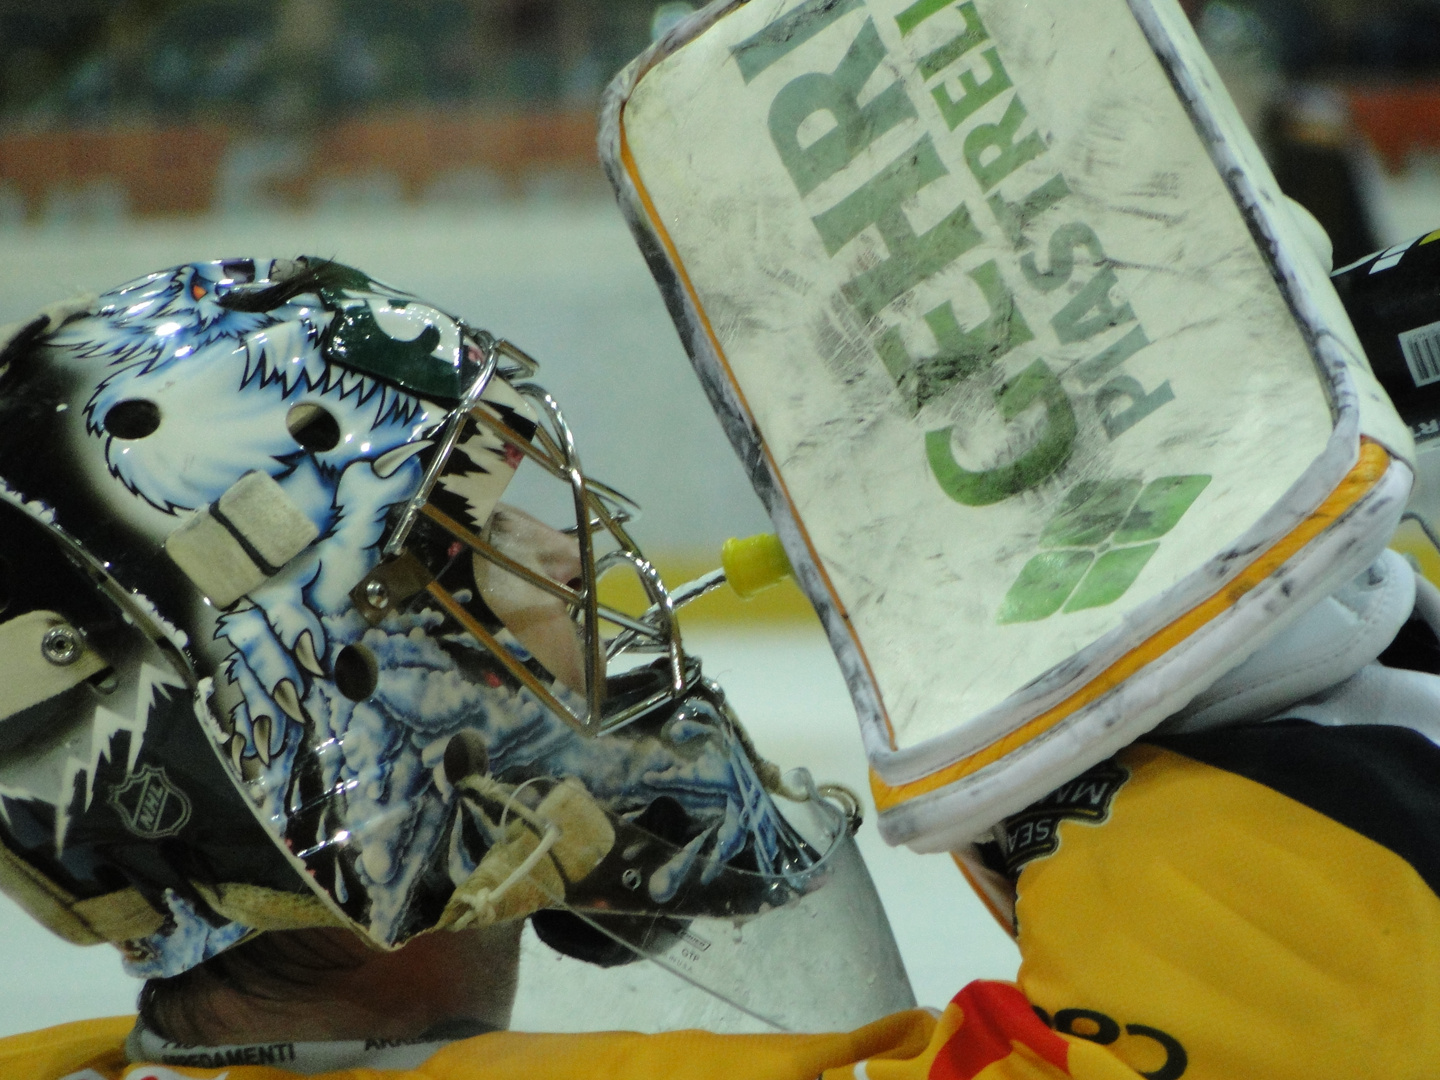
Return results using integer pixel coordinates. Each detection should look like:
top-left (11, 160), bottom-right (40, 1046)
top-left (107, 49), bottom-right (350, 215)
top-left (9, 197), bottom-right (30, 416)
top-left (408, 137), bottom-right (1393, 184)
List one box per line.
top-left (600, 0), bottom-right (1414, 851)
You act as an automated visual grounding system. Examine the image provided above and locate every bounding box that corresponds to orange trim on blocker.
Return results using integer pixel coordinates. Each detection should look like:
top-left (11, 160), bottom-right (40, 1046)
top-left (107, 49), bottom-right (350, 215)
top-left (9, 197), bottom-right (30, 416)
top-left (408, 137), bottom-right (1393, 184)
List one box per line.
top-left (618, 121), bottom-right (895, 745)
top-left (869, 441), bottom-right (1392, 812)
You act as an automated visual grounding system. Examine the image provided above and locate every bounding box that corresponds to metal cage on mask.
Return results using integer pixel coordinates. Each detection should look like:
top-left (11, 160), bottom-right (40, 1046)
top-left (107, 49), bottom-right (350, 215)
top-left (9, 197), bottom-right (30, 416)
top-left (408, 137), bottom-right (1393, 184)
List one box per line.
top-left (318, 319), bottom-right (869, 944)
top-left (346, 328), bottom-right (703, 740)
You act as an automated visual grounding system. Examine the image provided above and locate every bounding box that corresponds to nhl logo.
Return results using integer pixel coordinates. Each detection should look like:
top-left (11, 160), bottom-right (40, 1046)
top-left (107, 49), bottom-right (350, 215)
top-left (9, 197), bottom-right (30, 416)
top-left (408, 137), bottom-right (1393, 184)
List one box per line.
top-left (108, 765), bottom-right (192, 839)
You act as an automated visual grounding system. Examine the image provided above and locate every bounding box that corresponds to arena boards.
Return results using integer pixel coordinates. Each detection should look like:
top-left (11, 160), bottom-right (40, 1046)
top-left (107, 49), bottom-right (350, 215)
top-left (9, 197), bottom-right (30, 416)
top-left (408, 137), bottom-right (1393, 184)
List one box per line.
top-left (600, 0), bottom-right (1414, 850)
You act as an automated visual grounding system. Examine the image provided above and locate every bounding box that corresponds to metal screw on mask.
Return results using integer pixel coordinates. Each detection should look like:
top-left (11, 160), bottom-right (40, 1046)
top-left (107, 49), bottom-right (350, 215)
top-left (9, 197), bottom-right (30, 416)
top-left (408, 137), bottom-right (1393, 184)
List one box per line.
top-left (40, 625), bottom-right (82, 666)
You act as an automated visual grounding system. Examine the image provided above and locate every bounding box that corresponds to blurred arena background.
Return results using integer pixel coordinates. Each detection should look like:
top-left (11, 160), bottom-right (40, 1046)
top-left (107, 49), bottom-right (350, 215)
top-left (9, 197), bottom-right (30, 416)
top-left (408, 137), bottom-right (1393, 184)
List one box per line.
top-left (0, 0), bottom-right (1438, 1035)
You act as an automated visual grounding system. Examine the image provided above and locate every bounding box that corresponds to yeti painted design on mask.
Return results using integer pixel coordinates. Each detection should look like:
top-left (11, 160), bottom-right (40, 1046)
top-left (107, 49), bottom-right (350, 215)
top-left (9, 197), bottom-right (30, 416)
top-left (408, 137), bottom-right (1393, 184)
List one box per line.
top-left (48, 260), bottom-right (816, 972)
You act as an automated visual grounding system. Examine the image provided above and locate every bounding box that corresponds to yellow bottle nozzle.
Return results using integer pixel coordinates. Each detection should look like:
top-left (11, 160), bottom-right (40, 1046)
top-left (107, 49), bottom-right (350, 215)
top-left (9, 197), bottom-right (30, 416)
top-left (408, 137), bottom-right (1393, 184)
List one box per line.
top-left (722, 533), bottom-right (793, 599)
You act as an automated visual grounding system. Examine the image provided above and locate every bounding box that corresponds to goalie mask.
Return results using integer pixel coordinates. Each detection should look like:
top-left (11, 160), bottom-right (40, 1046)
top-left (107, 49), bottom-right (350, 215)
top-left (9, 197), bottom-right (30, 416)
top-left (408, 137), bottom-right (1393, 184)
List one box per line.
top-left (0, 258), bottom-right (885, 1008)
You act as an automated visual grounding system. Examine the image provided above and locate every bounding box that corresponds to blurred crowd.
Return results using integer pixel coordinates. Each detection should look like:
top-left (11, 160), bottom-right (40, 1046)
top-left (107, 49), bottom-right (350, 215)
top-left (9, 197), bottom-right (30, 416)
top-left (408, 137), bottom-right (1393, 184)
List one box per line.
top-left (1191, 0), bottom-right (1440, 262)
top-left (0, 0), bottom-right (1436, 249)
top-left (0, 0), bottom-right (678, 132)
top-left (1196, 0), bottom-right (1440, 77)
top-left (1, 0), bottom-right (1436, 136)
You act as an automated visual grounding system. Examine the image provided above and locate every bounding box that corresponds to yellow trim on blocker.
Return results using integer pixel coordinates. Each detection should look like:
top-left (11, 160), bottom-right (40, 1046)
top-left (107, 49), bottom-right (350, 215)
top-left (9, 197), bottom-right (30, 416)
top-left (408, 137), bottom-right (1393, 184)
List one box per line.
top-left (871, 440), bottom-right (1392, 812)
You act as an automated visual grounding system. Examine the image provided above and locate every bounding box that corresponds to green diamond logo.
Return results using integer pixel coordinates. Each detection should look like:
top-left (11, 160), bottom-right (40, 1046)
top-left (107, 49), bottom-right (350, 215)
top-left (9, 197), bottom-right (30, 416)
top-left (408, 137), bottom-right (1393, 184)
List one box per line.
top-left (998, 474), bottom-right (1210, 624)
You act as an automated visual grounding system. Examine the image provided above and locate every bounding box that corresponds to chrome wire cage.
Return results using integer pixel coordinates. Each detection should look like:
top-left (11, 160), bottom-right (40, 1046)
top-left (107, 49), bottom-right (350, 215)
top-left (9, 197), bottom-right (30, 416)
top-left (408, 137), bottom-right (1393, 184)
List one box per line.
top-left (351, 330), bottom-right (719, 738)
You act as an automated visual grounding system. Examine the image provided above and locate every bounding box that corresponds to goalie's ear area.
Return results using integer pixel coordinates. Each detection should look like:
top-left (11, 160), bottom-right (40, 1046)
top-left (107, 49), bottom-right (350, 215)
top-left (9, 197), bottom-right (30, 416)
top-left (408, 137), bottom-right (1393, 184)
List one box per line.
top-left (602, 0), bottom-right (1413, 850)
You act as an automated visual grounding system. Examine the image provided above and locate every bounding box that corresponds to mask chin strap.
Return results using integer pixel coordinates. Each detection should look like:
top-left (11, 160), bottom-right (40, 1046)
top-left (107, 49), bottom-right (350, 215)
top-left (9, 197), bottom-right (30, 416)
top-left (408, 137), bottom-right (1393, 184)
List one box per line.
top-left (350, 335), bottom-right (703, 737)
top-left (438, 732), bottom-right (616, 928)
top-left (441, 775), bottom-right (617, 928)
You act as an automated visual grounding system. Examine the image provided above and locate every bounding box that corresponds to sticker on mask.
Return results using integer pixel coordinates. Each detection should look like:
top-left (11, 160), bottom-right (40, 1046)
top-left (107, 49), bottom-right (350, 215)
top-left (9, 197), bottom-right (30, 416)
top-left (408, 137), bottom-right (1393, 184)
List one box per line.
top-left (108, 765), bottom-right (193, 839)
top-left (996, 759), bottom-right (1129, 875)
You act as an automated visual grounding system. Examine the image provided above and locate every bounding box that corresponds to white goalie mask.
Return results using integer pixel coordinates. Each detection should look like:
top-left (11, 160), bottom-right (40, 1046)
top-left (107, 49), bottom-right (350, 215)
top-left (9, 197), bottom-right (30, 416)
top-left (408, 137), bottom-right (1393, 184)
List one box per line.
top-left (0, 257), bottom-right (912, 1031)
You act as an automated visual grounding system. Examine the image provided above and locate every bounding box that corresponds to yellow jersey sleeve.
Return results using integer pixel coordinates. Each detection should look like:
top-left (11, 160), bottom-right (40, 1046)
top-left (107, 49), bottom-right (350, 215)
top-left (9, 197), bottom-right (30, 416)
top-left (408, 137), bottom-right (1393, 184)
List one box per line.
top-left (1004, 724), bottom-right (1440, 1080)
top-left (0, 1015), bottom-right (131, 1080)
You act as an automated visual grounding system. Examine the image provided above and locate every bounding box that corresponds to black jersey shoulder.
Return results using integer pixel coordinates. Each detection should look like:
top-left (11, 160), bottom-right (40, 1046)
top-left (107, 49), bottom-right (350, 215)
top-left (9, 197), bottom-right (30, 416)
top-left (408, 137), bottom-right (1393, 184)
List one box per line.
top-left (1145, 721), bottom-right (1440, 899)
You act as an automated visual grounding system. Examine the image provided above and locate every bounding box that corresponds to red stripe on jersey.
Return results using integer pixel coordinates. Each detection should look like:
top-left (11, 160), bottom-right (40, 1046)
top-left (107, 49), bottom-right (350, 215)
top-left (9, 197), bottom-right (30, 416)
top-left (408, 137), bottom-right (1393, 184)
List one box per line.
top-left (929, 983), bottom-right (1070, 1080)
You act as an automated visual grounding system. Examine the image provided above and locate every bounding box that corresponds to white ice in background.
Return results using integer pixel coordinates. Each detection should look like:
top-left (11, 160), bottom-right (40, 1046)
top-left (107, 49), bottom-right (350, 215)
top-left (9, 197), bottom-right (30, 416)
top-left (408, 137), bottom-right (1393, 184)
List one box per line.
top-left (1358, 149), bottom-right (1440, 248)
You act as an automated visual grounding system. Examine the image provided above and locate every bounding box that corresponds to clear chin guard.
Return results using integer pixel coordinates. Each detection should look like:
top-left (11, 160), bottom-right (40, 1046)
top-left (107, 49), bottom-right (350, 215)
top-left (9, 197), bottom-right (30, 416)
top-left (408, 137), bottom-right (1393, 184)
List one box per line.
top-left (508, 770), bottom-right (917, 1034)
